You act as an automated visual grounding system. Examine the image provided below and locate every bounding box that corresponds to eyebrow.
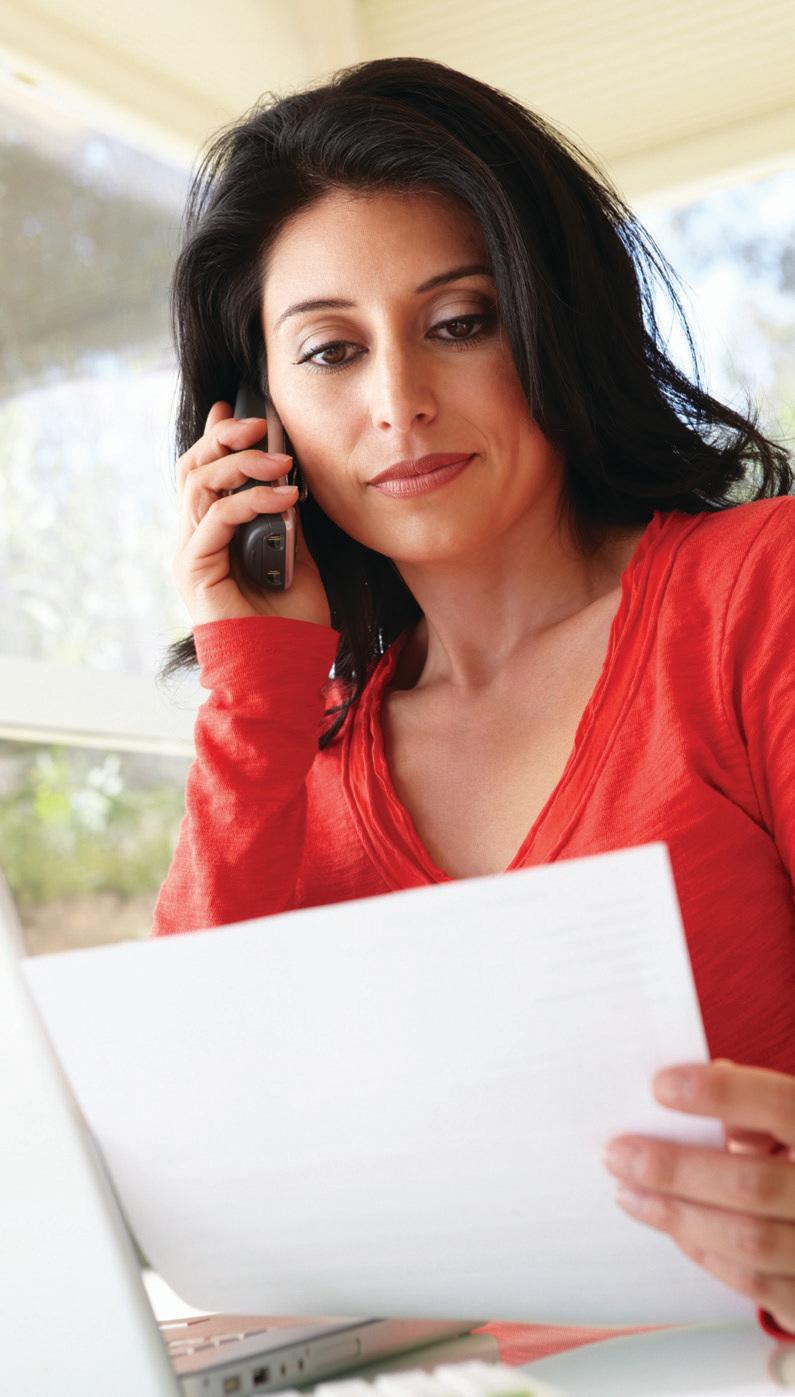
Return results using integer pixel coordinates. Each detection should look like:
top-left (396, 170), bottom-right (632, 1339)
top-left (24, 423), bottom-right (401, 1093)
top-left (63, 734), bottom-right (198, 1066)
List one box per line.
top-left (272, 263), bottom-right (493, 331)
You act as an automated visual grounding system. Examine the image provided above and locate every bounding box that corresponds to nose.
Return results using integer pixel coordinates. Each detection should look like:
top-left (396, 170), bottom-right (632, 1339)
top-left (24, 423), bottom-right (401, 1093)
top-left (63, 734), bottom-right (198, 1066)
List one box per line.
top-left (368, 346), bottom-right (437, 434)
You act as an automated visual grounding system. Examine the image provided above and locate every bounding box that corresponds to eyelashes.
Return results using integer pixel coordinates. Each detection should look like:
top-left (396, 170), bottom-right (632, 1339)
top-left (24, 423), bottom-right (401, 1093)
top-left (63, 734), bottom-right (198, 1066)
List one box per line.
top-left (434, 311), bottom-right (498, 343)
top-left (295, 309), bottom-right (499, 373)
top-left (297, 340), bottom-right (363, 371)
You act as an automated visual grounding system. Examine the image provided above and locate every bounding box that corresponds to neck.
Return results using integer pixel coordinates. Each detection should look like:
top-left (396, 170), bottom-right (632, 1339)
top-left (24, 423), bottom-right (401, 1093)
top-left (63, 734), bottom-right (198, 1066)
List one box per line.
top-left (393, 515), bottom-right (646, 691)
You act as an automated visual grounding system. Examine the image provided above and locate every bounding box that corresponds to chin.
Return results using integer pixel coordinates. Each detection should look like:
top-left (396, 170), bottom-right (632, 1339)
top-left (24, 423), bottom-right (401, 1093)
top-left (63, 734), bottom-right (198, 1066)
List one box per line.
top-left (312, 487), bottom-right (498, 567)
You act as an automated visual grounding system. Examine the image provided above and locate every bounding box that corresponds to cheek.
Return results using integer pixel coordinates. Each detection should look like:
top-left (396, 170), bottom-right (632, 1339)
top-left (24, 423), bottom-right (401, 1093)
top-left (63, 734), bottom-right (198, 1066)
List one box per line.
top-left (290, 425), bottom-right (352, 504)
top-left (287, 417), bottom-right (364, 535)
top-left (275, 380), bottom-right (364, 505)
top-left (461, 346), bottom-right (531, 436)
top-left (272, 388), bottom-right (343, 483)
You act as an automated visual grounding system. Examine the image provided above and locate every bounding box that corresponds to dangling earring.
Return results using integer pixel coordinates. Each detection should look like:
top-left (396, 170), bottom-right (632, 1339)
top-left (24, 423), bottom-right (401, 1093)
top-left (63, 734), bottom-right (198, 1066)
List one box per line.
top-left (290, 460), bottom-right (309, 502)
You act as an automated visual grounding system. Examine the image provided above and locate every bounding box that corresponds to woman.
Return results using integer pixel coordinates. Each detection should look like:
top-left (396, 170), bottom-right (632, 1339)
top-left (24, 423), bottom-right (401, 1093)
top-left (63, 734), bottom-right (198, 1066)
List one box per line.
top-left (155, 58), bottom-right (795, 1346)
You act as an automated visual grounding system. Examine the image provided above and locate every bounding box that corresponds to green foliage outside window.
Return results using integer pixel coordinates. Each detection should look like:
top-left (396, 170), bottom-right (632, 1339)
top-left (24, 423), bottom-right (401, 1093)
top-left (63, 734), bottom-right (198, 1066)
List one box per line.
top-left (0, 740), bottom-right (188, 910)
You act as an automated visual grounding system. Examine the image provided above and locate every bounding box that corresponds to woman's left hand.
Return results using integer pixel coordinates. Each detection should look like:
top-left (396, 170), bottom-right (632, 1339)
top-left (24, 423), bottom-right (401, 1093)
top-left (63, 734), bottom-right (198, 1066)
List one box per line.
top-left (603, 1059), bottom-right (795, 1332)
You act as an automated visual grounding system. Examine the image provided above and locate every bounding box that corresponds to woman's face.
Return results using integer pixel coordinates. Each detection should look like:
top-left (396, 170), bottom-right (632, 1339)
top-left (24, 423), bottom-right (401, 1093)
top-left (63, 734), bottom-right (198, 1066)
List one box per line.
top-left (262, 187), bottom-right (565, 566)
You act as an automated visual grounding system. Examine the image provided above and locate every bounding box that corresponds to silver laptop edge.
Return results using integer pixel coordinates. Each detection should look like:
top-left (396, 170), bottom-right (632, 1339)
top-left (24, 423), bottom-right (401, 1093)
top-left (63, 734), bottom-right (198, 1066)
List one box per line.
top-left (0, 872), bottom-right (489, 1396)
top-left (0, 868), bottom-right (180, 1396)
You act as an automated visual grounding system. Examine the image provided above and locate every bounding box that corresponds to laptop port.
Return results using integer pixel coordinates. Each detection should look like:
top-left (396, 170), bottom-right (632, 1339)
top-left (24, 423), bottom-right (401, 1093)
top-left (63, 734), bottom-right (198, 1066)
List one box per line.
top-left (252, 1368), bottom-right (270, 1387)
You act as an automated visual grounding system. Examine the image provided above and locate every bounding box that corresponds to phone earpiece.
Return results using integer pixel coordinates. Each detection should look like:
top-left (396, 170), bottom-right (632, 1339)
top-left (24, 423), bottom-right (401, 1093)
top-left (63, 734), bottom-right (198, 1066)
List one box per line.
top-left (232, 381), bottom-right (298, 589)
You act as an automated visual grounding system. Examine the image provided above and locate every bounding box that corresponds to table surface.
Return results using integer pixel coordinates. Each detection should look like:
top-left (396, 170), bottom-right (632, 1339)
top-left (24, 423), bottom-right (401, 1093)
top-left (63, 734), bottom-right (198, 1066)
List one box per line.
top-left (522, 1320), bottom-right (795, 1395)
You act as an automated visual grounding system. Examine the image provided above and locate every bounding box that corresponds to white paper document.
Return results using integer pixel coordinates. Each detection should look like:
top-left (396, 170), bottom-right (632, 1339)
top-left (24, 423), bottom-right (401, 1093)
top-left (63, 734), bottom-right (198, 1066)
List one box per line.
top-left (24, 844), bottom-right (751, 1326)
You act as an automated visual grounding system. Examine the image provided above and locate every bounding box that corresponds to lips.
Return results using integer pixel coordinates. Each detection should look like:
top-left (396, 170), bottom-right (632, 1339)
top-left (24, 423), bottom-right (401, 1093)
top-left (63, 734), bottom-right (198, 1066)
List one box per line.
top-left (369, 453), bottom-right (474, 498)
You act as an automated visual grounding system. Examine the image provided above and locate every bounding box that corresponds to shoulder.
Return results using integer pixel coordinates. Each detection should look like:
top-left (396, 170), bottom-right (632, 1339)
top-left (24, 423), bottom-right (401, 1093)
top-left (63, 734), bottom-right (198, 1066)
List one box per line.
top-left (676, 495), bottom-right (794, 549)
top-left (656, 498), bottom-right (795, 590)
top-left (631, 500), bottom-right (795, 670)
top-left (662, 501), bottom-right (795, 689)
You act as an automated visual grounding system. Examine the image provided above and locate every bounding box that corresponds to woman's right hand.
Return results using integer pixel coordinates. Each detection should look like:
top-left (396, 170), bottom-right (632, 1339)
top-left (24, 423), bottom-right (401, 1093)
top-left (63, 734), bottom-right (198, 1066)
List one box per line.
top-left (175, 400), bottom-right (332, 629)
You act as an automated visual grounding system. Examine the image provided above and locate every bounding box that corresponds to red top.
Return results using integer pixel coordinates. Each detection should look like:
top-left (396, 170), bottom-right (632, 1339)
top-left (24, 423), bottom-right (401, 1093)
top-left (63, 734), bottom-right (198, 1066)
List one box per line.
top-left (153, 497), bottom-right (795, 1358)
top-left (154, 498), bottom-right (795, 1071)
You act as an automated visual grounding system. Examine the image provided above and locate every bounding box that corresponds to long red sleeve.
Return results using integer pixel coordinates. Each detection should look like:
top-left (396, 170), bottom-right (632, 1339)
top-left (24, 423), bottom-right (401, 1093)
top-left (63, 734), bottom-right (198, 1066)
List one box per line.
top-left (153, 617), bottom-right (338, 934)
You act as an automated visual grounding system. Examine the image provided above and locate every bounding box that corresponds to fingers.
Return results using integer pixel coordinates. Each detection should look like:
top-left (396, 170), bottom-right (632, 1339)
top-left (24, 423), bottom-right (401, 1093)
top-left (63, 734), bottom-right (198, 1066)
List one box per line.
top-left (615, 1188), bottom-right (795, 1329)
top-left (176, 400), bottom-right (234, 489)
top-left (613, 1182), bottom-right (795, 1274)
top-left (173, 483), bottom-right (299, 623)
top-left (184, 484), bottom-right (296, 566)
top-left (176, 483), bottom-right (298, 603)
top-left (604, 1135), bottom-right (795, 1218)
top-left (172, 402), bottom-right (331, 627)
top-left (606, 1129), bottom-right (795, 1327)
top-left (652, 1061), bottom-right (795, 1149)
top-left (173, 401), bottom-right (298, 614)
top-left (182, 449), bottom-right (291, 506)
top-left (205, 399), bottom-right (234, 432)
top-left (176, 407), bottom-right (274, 491)
top-left (176, 401), bottom-right (294, 564)
top-left (178, 451), bottom-right (293, 550)
top-left (604, 1061), bottom-right (795, 1328)
top-left (676, 1247), bottom-right (795, 1332)
top-left (726, 1128), bottom-right (786, 1157)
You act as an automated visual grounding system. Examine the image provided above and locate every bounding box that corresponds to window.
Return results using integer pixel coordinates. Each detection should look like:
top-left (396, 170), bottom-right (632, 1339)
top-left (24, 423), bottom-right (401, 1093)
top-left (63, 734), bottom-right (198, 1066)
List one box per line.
top-left (0, 73), bottom-right (189, 678)
top-left (0, 72), bottom-right (197, 951)
top-left (0, 739), bottom-right (190, 951)
top-left (642, 169), bottom-right (795, 446)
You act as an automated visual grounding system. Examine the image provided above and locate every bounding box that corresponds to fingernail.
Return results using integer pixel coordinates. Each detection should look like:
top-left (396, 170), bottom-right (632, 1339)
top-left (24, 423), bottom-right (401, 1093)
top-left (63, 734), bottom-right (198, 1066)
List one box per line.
top-left (237, 416), bottom-right (264, 423)
top-left (615, 1183), bottom-right (656, 1220)
top-left (602, 1140), bottom-right (646, 1180)
top-left (272, 484), bottom-right (298, 495)
top-left (654, 1067), bottom-right (699, 1106)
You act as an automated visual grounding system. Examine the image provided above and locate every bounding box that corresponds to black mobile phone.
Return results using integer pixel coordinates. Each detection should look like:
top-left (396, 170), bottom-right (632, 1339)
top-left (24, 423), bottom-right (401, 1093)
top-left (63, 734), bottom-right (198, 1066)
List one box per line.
top-left (232, 383), bottom-right (297, 589)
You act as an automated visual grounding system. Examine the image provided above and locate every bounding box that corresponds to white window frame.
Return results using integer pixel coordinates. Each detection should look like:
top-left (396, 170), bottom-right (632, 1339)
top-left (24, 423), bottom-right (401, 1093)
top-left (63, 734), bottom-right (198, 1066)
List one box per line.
top-left (0, 657), bottom-right (199, 756)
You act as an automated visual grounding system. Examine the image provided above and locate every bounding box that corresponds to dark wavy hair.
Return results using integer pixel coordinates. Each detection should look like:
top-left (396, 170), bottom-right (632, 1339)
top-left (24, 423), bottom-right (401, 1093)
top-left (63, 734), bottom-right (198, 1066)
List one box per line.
top-left (164, 56), bottom-right (791, 744)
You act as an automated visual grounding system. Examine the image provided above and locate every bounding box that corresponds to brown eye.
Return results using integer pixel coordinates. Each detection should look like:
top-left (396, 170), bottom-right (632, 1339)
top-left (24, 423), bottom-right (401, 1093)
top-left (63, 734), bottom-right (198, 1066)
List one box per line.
top-left (318, 344), bottom-right (348, 364)
top-left (445, 319), bottom-right (475, 338)
top-left (299, 340), bottom-right (362, 369)
top-left (430, 311), bottom-right (497, 344)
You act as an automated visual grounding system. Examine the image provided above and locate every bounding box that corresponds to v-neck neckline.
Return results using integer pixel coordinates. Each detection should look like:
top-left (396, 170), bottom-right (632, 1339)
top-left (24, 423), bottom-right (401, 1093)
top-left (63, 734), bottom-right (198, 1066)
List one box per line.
top-left (340, 511), bottom-right (701, 886)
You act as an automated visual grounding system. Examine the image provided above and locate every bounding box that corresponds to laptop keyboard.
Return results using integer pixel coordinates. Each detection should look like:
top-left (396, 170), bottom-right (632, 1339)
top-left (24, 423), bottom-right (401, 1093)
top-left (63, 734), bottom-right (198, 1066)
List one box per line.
top-left (164, 1329), bottom-right (269, 1352)
top-left (166, 1330), bottom-right (269, 1357)
top-left (290, 1360), bottom-right (559, 1397)
top-left (161, 1320), bottom-right (274, 1358)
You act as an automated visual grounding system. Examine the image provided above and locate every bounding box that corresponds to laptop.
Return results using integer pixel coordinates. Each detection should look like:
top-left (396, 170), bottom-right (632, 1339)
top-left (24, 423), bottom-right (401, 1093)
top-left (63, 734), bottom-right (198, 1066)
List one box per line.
top-left (0, 871), bottom-right (494, 1397)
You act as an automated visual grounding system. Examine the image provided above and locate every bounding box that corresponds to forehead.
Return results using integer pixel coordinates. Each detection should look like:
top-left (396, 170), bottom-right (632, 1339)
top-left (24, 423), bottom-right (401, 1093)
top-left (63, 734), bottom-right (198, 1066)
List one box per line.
top-left (262, 188), bottom-right (488, 310)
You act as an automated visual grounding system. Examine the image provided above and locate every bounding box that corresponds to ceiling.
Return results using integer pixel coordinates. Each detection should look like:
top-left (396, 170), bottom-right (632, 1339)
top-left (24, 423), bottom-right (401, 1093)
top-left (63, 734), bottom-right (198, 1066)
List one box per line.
top-left (1, 0), bottom-right (794, 202)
